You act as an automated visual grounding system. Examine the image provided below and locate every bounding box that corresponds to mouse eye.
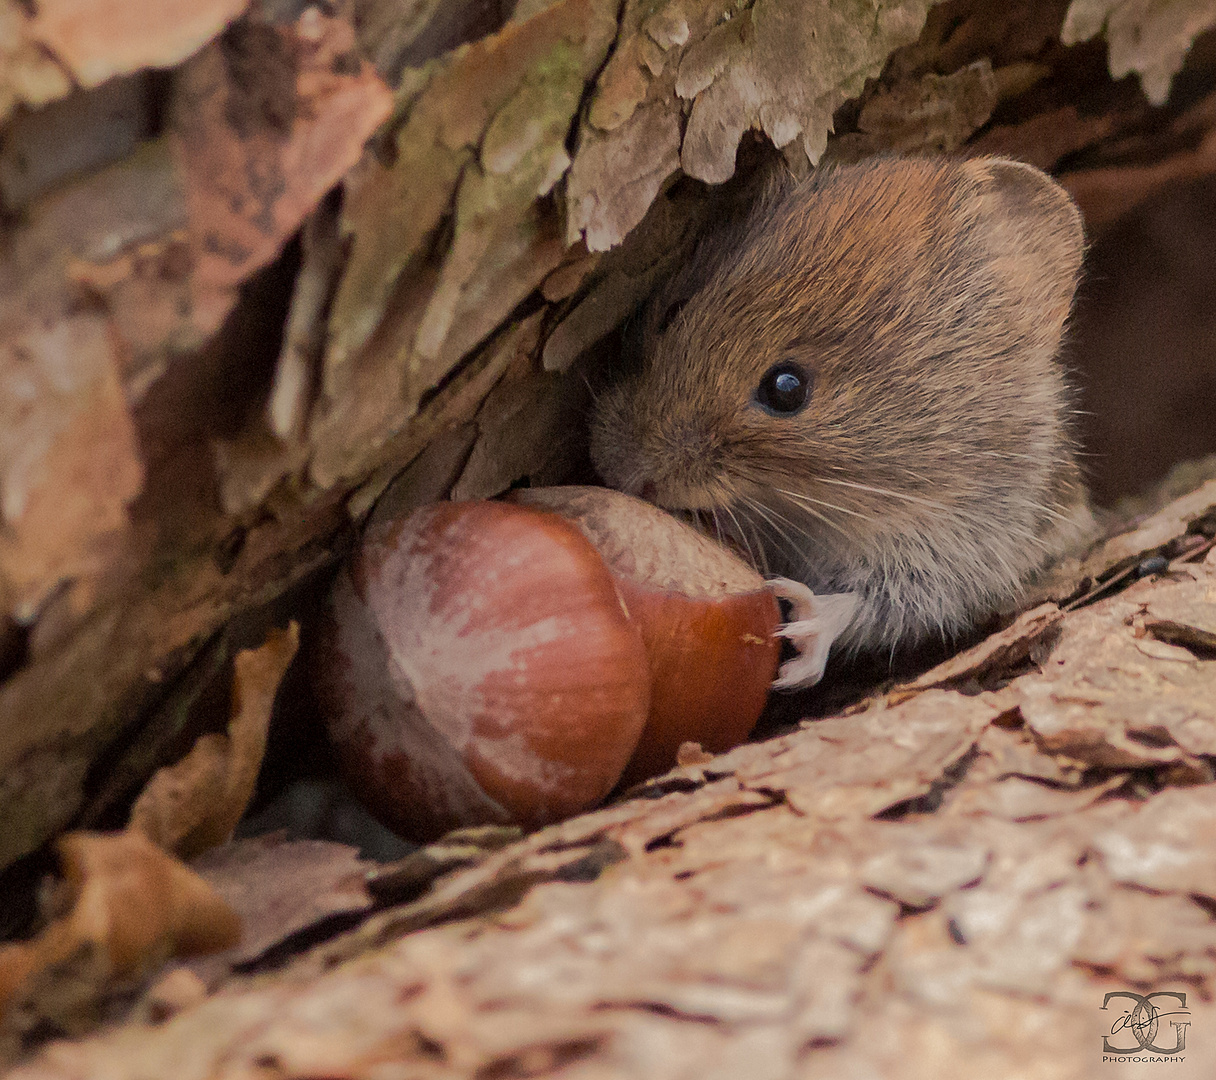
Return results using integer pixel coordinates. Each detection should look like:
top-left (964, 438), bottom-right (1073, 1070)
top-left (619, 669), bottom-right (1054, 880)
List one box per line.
top-left (755, 361), bottom-right (811, 415)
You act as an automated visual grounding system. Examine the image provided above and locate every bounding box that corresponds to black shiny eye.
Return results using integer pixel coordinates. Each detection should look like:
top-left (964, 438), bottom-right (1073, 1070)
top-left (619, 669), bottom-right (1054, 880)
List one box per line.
top-left (755, 361), bottom-right (811, 415)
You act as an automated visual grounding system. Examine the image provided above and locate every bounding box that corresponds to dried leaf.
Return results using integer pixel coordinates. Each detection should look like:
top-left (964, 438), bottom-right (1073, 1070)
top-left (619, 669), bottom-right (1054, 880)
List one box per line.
top-left (128, 624), bottom-right (300, 858)
top-left (188, 834), bottom-right (373, 970)
top-left (1062, 0), bottom-right (1216, 105)
top-left (0, 831), bottom-right (239, 1051)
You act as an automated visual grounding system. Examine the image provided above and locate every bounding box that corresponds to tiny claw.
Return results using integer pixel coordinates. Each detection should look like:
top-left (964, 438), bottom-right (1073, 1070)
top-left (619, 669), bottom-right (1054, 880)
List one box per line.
top-left (765, 579), bottom-right (859, 689)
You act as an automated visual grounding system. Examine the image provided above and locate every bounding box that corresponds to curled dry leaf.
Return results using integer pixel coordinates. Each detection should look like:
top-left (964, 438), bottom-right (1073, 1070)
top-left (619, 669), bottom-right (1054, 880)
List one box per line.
top-left (128, 623), bottom-right (300, 859)
top-left (0, 830), bottom-right (239, 1049)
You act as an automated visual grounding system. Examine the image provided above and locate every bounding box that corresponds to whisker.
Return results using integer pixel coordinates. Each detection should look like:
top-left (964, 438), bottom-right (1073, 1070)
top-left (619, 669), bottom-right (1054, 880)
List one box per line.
top-left (772, 486), bottom-right (876, 524)
top-left (721, 503), bottom-right (760, 569)
top-left (737, 495), bottom-right (805, 555)
top-left (762, 488), bottom-right (855, 538)
top-left (810, 476), bottom-right (948, 512)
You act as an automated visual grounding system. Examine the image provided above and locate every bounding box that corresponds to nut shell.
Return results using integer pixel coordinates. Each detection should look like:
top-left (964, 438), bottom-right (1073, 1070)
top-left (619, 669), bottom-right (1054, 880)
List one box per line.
top-left (315, 500), bottom-right (652, 838)
top-left (512, 487), bottom-right (781, 783)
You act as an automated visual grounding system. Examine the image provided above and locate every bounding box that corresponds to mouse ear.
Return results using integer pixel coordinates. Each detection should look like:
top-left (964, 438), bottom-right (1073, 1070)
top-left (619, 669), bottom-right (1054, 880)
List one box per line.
top-left (961, 157), bottom-right (1085, 332)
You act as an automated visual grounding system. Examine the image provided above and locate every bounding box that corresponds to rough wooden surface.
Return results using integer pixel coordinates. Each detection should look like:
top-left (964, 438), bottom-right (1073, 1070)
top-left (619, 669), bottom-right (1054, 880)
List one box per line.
top-left (7, 480), bottom-right (1216, 1077)
top-left (2, 0), bottom-right (1216, 999)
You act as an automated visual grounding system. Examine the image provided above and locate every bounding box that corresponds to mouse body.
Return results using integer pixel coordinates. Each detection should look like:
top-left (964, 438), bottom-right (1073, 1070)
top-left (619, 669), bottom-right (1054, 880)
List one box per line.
top-left (590, 157), bottom-right (1094, 684)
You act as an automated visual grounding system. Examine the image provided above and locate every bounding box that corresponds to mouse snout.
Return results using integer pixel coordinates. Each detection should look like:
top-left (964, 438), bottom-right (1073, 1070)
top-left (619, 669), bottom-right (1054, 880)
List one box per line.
top-left (628, 417), bottom-right (728, 510)
top-left (590, 381), bottom-right (731, 510)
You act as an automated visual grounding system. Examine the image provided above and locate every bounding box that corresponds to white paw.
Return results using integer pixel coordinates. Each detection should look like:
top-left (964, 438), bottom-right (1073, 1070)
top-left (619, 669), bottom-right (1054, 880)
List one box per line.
top-left (765, 579), bottom-right (860, 689)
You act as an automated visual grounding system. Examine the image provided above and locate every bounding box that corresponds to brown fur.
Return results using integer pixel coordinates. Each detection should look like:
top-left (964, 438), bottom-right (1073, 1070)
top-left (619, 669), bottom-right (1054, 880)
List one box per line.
top-left (591, 157), bottom-right (1093, 657)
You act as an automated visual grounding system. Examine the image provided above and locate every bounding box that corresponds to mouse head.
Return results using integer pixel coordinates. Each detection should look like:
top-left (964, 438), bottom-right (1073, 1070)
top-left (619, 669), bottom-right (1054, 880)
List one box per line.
top-left (590, 156), bottom-right (1085, 573)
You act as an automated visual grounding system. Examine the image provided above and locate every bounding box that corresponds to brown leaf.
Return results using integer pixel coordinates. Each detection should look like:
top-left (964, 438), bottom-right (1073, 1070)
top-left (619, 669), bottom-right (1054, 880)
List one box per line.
top-left (188, 834), bottom-right (373, 971)
top-left (0, 831), bottom-right (239, 1047)
top-left (128, 623), bottom-right (300, 858)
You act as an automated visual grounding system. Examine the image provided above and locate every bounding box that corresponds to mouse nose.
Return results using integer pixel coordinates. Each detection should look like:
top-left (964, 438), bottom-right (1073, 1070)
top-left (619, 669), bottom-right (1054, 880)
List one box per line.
top-left (639, 481), bottom-right (658, 503)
